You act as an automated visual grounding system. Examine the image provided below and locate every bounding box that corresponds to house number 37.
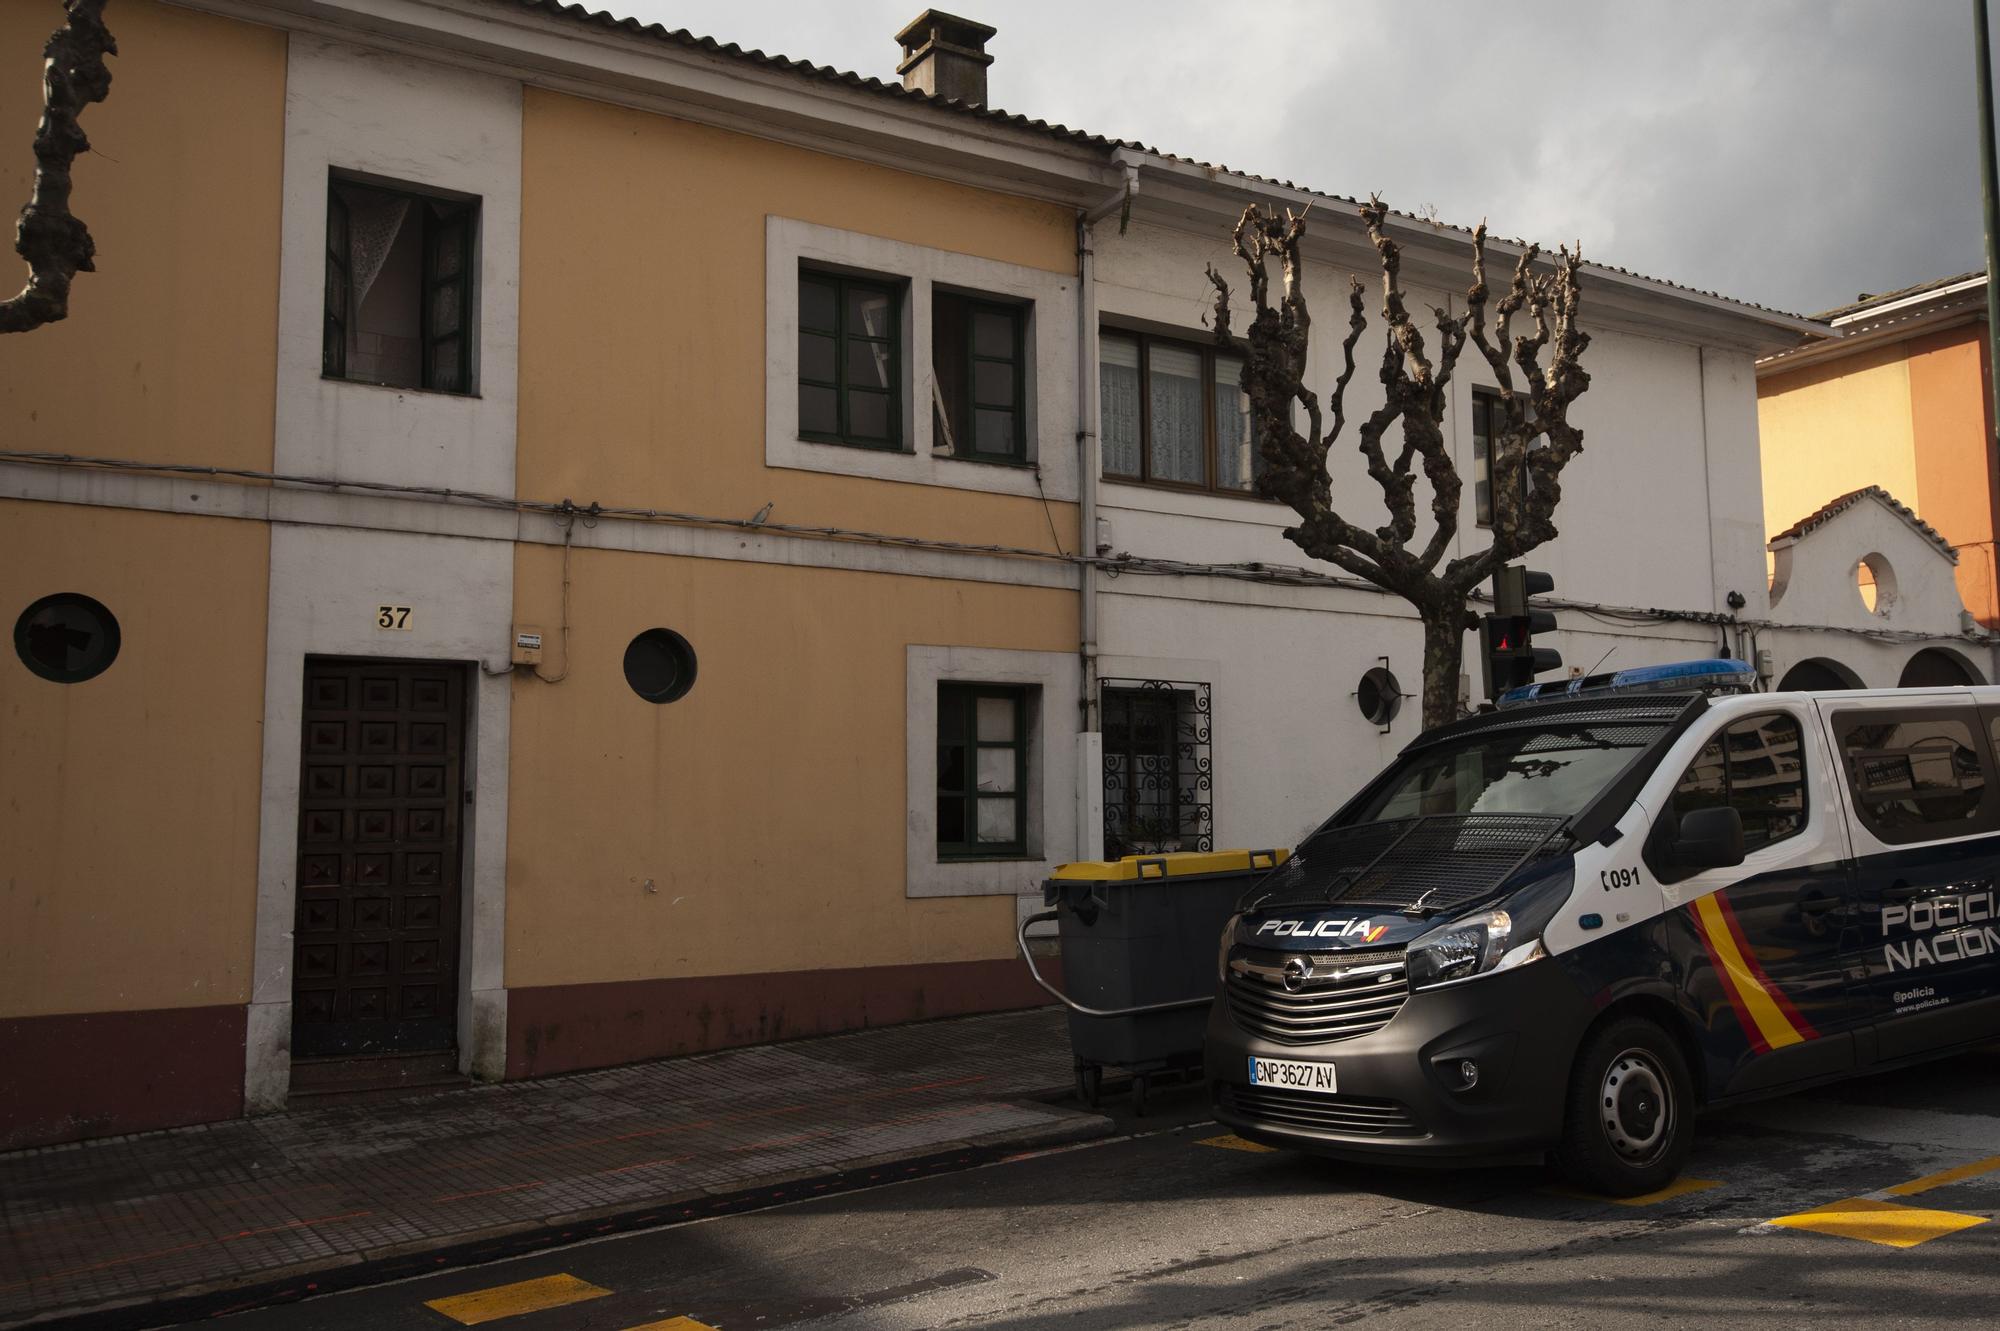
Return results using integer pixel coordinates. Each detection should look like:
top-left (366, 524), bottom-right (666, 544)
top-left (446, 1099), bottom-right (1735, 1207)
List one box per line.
top-left (375, 605), bottom-right (414, 631)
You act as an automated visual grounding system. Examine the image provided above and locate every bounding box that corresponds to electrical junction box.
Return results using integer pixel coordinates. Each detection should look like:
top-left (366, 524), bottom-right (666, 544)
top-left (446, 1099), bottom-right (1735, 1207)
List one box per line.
top-left (512, 626), bottom-right (544, 666)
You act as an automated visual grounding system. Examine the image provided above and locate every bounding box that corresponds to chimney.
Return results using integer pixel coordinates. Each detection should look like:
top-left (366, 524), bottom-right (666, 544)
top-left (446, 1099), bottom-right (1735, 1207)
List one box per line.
top-left (896, 10), bottom-right (996, 106)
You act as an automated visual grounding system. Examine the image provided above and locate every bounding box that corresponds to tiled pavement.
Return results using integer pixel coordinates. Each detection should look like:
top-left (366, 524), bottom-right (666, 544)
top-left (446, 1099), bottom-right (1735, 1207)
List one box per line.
top-left (0, 1007), bottom-right (1103, 1328)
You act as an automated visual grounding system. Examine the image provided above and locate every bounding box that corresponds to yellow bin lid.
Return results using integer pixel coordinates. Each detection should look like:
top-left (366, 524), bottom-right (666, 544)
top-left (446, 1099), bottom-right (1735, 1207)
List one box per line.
top-left (1048, 847), bottom-right (1291, 882)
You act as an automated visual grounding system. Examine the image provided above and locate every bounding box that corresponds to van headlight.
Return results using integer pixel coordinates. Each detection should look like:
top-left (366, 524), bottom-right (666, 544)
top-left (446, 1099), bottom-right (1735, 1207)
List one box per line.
top-left (1218, 913), bottom-right (1241, 981)
top-left (1405, 908), bottom-right (1546, 990)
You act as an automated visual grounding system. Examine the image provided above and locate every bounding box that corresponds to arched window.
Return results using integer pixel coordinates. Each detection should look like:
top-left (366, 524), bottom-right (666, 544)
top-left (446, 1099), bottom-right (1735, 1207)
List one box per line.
top-left (1898, 648), bottom-right (1985, 689)
top-left (1777, 658), bottom-right (1863, 692)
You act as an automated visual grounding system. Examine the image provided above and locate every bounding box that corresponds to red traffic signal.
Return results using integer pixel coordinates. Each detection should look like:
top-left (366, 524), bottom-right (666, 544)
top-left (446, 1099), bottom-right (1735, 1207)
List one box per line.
top-left (1481, 565), bottom-right (1562, 701)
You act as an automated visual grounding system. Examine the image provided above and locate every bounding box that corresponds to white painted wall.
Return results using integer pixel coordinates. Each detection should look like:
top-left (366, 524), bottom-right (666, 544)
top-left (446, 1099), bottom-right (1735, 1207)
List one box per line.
top-left (1083, 215), bottom-right (1786, 842)
top-left (1764, 496), bottom-right (1995, 689)
top-left (1701, 347), bottom-right (1771, 616)
top-left (275, 35), bottom-right (522, 495)
top-left (1768, 498), bottom-right (1967, 634)
top-left (1097, 576), bottom-right (1728, 850)
top-left (1091, 219), bottom-right (1764, 617)
top-left (1099, 583), bottom-right (1409, 851)
top-left (249, 525), bottom-right (515, 1109)
top-left (246, 32), bottom-right (528, 1106)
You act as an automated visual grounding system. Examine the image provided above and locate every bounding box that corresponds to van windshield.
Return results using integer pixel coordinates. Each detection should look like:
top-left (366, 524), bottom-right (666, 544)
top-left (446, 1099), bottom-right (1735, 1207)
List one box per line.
top-left (1353, 724), bottom-right (1658, 824)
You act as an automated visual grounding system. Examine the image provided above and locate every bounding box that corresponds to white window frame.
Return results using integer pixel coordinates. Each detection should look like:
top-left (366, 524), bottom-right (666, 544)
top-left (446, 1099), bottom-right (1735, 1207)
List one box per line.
top-left (275, 36), bottom-right (520, 498)
top-left (766, 217), bottom-right (1078, 501)
top-left (906, 645), bottom-right (1079, 898)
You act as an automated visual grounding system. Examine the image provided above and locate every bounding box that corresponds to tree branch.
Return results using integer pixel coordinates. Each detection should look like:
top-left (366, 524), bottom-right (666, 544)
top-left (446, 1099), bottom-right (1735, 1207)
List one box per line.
top-left (1357, 197), bottom-right (1468, 568)
top-left (1465, 231), bottom-right (1551, 567)
top-left (1210, 196), bottom-right (1593, 725)
top-left (1, 1), bottom-right (115, 335)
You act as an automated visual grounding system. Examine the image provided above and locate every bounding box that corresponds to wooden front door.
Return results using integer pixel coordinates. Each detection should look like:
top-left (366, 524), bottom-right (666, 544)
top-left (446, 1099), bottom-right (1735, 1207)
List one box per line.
top-left (293, 658), bottom-right (466, 1058)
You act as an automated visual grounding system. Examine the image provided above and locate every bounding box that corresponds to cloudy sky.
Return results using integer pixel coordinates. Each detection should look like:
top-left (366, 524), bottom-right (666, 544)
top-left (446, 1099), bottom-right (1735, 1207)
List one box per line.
top-left (607, 0), bottom-right (1983, 316)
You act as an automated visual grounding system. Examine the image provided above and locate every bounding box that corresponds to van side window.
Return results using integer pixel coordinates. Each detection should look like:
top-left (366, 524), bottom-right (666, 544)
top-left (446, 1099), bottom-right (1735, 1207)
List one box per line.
top-left (1837, 712), bottom-right (1989, 844)
top-left (1668, 712), bottom-right (1808, 854)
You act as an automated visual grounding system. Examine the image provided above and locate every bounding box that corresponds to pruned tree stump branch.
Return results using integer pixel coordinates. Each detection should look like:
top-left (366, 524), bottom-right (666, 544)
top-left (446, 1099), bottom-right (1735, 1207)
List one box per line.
top-left (1, 0), bottom-right (115, 335)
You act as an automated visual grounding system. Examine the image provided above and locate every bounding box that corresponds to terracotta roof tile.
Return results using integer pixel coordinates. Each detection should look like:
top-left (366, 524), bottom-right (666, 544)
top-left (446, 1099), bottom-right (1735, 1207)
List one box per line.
top-left (1768, 485), bottom-right (1959, 564)
top-left (1814, 271), bottom-right (1985, 322)
top-left (503, 1), bottom-right (1124, 148)
top-left (499, 1), bottom-right (1812, 326)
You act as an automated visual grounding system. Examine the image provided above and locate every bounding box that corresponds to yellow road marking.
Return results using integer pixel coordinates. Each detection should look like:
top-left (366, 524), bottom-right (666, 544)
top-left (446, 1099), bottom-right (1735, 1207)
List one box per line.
top-left (1769, 1197), bottom-right (1988, 1249)
top-left (1197, 1133), bottom-right (1276, 1153)
top-left (1883, 1153), bottom-right (2000, 1197)
top-left (424, 1273), bottom-right (611, 1325)
top-left (622, 1319), bottom-right (719, 1331)
top-left (1546, 1177), bottom-right (1721, 1206)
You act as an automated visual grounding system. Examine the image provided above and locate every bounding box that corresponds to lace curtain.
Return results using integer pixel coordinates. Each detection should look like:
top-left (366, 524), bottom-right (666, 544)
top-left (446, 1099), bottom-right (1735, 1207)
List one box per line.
top-left (1100, 334), bottom-right (1141, 476)
top-left (1147, 344), bottom-right (1203, 484)
top-left (1101, 337), bottom-right (1244, 487)
top-left (335, 184), bottom-right (411, 314)
top-left (1213, 352), bottom-right (1253, 491)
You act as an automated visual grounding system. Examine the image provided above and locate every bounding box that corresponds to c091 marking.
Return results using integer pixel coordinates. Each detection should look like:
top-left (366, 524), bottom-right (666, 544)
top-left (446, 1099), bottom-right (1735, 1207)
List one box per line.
top-left (1600, 867), bottom-right (1641, 891)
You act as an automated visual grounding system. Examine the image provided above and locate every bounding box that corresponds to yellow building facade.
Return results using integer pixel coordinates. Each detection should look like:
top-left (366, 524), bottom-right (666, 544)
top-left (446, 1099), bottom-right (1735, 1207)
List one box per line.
top-left (1, 0), bottom-right (285, 1146)
top-left (4, 0), bottom-right (1880, 1152)
top-left (1, 0), bottom-right (1110, 1146)
top-left (1757, 276), bottom-right (1998, 626)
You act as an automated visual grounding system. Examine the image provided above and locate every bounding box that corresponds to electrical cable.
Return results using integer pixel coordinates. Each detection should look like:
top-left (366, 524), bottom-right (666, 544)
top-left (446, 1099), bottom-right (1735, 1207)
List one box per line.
top-left (3, 446), bottom-right (1989, 651)
top-left (480, 502), bottom-right (583, 683)
top-left (1033, 464), bottom-right (1067, 557)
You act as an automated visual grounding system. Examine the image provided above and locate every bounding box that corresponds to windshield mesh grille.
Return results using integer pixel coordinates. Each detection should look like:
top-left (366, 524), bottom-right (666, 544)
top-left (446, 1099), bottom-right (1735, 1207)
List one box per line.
top-left (1245, 813), bottom-right (1567, 913)
top-left (1515, 725), bottom-right (1664, 754)
top-left (1410, 693), bottom-right (1698, 752)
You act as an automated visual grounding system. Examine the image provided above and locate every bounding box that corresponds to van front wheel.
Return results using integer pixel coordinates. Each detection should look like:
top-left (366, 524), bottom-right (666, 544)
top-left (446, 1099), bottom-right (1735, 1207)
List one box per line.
top-left (1556, 1017), bottom-right (1693, 1198)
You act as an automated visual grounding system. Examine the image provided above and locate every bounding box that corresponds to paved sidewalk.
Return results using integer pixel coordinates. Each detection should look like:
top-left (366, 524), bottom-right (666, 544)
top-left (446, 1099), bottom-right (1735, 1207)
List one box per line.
top-left (0, 1007), bottom-right (1103, 1329)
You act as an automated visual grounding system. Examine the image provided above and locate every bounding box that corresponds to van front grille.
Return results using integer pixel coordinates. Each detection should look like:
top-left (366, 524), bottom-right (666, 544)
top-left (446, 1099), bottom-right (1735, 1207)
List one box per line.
top-left (1224, 948), bottom-right (1408, 1045)
top-left (1217, 1083), bottom-right (1423, 1138)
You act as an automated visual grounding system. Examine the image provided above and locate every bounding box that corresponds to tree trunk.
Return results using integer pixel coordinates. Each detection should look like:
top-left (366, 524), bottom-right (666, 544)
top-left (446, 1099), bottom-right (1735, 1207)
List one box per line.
top-left (1418, 601), bottom-right (1468, 732)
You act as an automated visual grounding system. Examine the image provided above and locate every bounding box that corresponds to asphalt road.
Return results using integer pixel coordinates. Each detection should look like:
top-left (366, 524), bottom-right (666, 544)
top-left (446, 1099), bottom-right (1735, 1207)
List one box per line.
top-left (180, 1051), bottom-right (2000, 1330)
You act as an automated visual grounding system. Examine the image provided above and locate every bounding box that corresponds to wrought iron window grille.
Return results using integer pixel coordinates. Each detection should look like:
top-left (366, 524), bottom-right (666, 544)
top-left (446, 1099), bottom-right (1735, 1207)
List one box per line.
top-left (1101, 678), bottom-right (1213, 859)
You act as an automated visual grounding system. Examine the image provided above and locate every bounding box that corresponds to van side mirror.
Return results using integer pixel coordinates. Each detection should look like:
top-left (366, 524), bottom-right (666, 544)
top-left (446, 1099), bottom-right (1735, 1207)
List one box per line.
top-left (1672, 806), bottom-right (1745, 870)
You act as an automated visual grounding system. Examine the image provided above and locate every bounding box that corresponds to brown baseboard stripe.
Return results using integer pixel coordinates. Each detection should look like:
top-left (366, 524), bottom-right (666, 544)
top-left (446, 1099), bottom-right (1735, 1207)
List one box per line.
top-left (506, 955), bottom-right (1061, 1079)
top-left (0, 1005), bottom-right (246, 1151)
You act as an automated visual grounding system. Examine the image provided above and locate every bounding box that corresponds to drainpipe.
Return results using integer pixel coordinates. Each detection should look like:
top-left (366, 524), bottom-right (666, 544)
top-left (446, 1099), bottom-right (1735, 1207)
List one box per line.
top-left (1074, 153), bottom-right (1139, 861)
top-left (1978, 0), bottom-right (2000, 443)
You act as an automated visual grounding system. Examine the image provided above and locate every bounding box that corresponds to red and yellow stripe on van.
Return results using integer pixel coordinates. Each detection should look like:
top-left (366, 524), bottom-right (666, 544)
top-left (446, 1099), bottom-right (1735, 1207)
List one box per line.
top-left (1690, 893), bottom-right (1819, 1053)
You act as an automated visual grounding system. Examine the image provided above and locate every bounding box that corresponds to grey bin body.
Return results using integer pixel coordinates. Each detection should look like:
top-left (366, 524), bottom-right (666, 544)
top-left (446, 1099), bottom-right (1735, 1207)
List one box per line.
top-left (1044, 854), bottom-right (1282, 1072)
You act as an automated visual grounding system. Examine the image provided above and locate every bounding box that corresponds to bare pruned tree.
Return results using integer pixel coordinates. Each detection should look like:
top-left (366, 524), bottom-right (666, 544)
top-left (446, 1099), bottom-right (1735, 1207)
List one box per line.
top-left (1, 0), bottom-right (114, 335)
top-left (1207, 197), bottom-right (1592, 729)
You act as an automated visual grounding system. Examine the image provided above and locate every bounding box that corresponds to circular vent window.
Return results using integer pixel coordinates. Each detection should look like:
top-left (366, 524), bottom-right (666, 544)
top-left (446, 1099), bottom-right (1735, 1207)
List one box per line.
top-left (1355, 665), bottom-right (1403, 727)
top-left (623, 628), bottom-right (698, 704)
top-left (14, 592), bottom-right (121, 684)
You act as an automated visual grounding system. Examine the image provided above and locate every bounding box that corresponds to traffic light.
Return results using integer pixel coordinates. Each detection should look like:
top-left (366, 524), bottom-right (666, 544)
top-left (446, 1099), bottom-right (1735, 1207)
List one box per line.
top-left (1479, 565), bottom-right (1563, 700)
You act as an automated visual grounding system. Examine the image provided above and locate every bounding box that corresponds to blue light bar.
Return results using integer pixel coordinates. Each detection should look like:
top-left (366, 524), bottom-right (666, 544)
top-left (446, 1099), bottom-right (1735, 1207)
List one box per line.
top-left (1497, 658), bottom-right (1756, 709)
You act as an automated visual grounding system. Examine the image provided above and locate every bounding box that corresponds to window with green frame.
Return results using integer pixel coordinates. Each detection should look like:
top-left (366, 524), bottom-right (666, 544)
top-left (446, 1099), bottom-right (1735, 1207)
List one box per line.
top-left (322, 175), bottom-right (477, 395)
top-left (933, 291), bottom-right (1027, 463)
top-left (937, 683), bottom-right (1031, 858)
top-left (799, 268), bottom-right (902, 449)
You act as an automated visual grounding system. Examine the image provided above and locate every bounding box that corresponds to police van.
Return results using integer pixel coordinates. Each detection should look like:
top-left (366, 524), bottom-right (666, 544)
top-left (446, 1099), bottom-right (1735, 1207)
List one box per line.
top-left (1206, 660), bottom-right (2000, 1195)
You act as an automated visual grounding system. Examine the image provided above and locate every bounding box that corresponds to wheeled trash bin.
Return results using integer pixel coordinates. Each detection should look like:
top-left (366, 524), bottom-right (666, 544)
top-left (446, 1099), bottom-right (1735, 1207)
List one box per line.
top-left (1018, 849), bottom-right (1289, 1114)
